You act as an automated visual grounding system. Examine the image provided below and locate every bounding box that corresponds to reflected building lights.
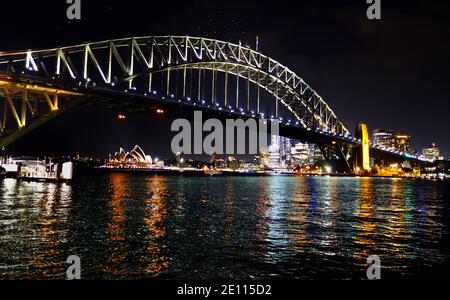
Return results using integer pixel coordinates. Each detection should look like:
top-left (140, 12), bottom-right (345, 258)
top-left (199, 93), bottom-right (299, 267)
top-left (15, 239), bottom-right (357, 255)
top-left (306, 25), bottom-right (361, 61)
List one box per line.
top-left (103, 173), bottom-right (127, 277)
top-left (143, 176), bottom-right (169, 275)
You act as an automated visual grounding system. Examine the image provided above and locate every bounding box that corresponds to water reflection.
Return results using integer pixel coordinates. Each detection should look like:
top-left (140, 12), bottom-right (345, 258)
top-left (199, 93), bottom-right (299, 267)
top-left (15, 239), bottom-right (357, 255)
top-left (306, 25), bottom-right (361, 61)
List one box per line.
top-left (142, 176), bottom-right (169, 275)
top-left (353, 178), bottom-right (376, 267)
top-left (102, 173), bottom-right (127, 277)
top-left (1, 175), bottom-right (449, 279)
top-left (0, 179), bottom-right (72, 279)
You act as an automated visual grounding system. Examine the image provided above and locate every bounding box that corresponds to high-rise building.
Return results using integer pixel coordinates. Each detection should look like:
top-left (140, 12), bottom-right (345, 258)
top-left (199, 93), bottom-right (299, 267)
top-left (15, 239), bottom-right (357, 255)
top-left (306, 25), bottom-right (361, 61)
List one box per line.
top-left (291, 142), bottom-right (322, 167)
top-left (291, 143), bottom-right (311, 167)
top-left (372, 129), bottom-right (395, 150)
top-left (373, 129), bottom-right (411, 152)
top-left (279, 137), bottom-right (292, 167)
top-left (394, 133), bottom-right (411, 152)
top-left (422, 143), bottom-right (440, 161)
top-left (268, 146), bottom-right (281, 170)
top-left (258, 147), bottom-right (270, 168)
top-left (267, 135), bottom-right (292, 169)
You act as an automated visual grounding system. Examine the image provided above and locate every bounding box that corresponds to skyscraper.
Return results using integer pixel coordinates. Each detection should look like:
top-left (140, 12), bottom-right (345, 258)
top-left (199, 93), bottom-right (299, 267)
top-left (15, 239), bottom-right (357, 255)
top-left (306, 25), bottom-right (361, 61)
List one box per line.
top-left (373, 129), bottom-right (412, 152)
top-left (291, 142), bottom-right (322, 167)
top-left (372, 129), bottom-right (395, 150)
top-left (268, 135), bottom-right (292, 169)
top-left (422, 143), bottom-right (441, 161)
top-left (394, 133), bottom-right (411, 152)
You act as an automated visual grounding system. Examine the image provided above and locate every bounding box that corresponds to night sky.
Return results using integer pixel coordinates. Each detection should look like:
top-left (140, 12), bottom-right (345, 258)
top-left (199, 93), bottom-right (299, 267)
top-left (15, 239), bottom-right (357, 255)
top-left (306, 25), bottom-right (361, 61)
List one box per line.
top-left (1, 0), bottom-right (449, 159)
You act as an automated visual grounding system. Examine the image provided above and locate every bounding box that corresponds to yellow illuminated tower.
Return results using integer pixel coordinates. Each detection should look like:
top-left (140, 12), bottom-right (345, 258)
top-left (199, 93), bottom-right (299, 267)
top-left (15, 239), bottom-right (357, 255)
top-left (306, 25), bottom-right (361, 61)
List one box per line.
top-left (354, 123), bottom-right (371, 173)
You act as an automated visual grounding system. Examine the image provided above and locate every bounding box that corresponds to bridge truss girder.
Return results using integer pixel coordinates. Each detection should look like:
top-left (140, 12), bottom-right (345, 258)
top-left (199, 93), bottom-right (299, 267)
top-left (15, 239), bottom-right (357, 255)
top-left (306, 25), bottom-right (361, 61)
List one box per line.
top-left (0, 36), bottom-right (350, 137)
top-left (0, 77), bottom-right (83, 148)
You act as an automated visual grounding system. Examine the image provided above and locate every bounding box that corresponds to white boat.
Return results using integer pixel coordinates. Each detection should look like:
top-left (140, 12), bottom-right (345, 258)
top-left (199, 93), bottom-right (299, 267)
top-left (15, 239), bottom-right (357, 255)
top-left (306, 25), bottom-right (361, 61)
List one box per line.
top-left (13, 159), bottom-right (73, 182)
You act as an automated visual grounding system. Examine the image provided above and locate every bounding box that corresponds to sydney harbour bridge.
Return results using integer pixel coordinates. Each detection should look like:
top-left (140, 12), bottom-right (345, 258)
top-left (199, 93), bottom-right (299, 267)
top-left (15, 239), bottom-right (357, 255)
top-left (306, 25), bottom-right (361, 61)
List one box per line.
top-left (0, 36), bottom-right (424, 173)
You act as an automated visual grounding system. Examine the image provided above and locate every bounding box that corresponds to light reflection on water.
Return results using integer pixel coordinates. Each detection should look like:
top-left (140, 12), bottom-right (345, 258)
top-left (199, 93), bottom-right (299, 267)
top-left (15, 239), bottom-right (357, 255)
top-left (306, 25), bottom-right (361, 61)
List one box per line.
top-left (0, 175), bottom-right (449, 279)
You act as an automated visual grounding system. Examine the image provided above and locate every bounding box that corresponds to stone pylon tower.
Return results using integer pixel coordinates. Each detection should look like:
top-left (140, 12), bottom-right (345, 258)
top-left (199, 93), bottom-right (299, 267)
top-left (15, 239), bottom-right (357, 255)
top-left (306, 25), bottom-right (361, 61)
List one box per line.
top-left (354, 123), bottom-right (371, 173)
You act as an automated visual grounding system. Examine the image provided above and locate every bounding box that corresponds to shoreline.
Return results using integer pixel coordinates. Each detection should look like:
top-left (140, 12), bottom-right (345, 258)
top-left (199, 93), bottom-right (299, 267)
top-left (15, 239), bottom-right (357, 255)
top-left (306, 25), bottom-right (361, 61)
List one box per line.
top-left (77, 167), bottom-right (447, 181)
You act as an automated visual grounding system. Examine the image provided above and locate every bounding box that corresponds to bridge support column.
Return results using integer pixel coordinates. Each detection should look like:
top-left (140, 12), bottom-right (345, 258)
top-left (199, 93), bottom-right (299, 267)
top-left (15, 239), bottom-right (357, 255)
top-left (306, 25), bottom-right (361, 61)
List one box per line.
top-left (353, 123), bottom-right (371, 174)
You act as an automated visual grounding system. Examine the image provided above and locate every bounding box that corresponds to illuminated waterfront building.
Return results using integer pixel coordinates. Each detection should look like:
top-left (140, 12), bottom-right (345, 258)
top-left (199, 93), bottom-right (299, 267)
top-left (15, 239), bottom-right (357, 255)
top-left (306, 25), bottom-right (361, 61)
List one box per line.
top-left (394, 133), bottom-right (411, 152)
top-left (373, 129), bottom-right (411, 152)
top-left (268, 141), bottom-right (281, 169)
top-left (259, 148), bottom-right (270, 168)
top-left (422, 143), bottom-right (441, 161)
top-left (291, 142), bottom-right (321, 167)
top-left (279, 137), bottom-right (292, 167)
top-left (372, 129), bottom-right (395, 149)
top-left (108, 145), bottom-right (155, 168)
top-left (268, 135), bottom-right (292, 169)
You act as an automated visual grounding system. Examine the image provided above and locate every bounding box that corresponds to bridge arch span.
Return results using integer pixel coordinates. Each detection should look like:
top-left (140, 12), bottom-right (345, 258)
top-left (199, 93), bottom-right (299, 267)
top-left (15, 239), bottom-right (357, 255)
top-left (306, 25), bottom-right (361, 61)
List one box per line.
top-left (0, 36), bottom-right (349, 147)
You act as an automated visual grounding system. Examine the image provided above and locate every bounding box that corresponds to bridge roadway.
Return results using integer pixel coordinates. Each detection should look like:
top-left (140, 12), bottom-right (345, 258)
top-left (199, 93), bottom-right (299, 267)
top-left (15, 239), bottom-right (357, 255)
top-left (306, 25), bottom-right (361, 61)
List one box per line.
top-left (2, 72), bottom-right (428, 169)
top-left (0, 34), bottom-right (430, 173)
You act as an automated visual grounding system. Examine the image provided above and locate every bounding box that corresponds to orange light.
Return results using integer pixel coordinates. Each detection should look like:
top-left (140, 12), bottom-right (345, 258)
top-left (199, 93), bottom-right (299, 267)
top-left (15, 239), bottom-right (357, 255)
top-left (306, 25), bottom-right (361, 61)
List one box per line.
top-left (156, 109), bottom-right (164, 114)
top-left (118, 114), bottom-right (126, 120)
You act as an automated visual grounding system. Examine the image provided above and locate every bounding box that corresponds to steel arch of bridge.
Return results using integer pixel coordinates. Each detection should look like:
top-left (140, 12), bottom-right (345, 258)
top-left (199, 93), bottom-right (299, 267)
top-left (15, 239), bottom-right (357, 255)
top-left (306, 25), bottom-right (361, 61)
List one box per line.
top-left (0, 36), bottom-right (349, 137)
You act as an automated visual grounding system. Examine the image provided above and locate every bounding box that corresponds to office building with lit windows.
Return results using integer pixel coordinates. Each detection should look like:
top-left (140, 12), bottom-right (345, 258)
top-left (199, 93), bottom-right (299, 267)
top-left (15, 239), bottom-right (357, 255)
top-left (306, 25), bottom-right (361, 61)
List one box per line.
top-left (373, 129), bottom-right (411, 152)
top-left (422, 143), bottom-right (441, 161)
top-left (372, 129), bottom-right (395, 149)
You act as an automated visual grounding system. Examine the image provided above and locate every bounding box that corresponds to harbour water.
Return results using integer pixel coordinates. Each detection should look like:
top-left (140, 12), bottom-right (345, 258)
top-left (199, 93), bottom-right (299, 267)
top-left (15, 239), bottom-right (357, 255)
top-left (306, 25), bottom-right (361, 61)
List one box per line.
top-left (1, 174), bottom-right (449, 280)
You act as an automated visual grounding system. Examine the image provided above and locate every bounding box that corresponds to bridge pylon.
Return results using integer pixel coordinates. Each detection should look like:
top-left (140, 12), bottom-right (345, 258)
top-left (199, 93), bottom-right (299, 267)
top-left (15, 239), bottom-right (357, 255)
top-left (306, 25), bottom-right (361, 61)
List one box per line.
top-left (353, 122), bottom-right (371, 174)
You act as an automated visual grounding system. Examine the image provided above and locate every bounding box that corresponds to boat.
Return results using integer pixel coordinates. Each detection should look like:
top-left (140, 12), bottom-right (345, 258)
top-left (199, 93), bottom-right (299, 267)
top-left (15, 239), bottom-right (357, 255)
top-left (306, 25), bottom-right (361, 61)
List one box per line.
top-left (1, 157), bottom-right (74, 182)
top-left (204, 169), bottom-right (223, 176)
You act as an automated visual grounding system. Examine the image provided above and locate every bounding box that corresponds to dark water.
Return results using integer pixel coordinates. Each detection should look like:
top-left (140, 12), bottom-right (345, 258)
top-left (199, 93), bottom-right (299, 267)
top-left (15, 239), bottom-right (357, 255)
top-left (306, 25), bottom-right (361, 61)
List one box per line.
top-left (1, 174), bottom-right (450, 280)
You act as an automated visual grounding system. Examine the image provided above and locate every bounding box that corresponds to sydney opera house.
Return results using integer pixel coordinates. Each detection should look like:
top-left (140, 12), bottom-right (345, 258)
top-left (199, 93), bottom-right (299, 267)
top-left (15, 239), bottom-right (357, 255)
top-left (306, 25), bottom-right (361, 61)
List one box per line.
top-left (106, 145), bottom-right (155, 168)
